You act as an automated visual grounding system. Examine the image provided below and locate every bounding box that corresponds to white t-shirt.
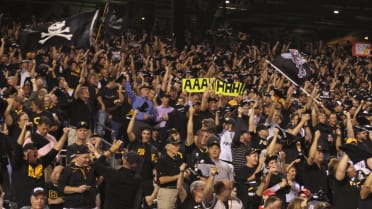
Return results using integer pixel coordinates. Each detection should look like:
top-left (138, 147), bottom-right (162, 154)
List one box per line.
top-left (219, 131), bottom-right (234, 163)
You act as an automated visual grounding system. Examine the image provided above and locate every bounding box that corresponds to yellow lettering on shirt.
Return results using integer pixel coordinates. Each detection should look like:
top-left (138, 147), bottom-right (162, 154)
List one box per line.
top-left (137, 148), bottom-right (145, 156)
top-left (28, 164), bottom-right (44, 179)
top-left (49, 190), bottom-right (59, 199)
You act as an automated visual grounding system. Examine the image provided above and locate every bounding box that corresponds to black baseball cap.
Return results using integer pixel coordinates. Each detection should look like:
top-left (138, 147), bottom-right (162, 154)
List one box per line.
top-left (23, 143), bottom-right (37, 151)
top-left (223, 117), bottom-right (235, 124)
top-left (256, 124), bottom-right (269, 132)
top-left (265, 155), bottom-right (278, 164)
top-left (166, 136), bottom-right (181, 145)
top-left (316, 145), bottom-right (326, 152)
top-left (76, 121), bottom-right (89, 129)
top-left (167, 128), bottom-right (179, 135)
top-left (31, 187), bottom-right (45, 196)
top-left (354, 125), bottom-right (369, 133)
top-left (245, 148), bottom-right (260, 156)
top-left (67, 144), bottom-right (90, 159)
top-left (123, 151), bottom-right (140, 165)
top-left (206, 136), bottom-right (220, 148)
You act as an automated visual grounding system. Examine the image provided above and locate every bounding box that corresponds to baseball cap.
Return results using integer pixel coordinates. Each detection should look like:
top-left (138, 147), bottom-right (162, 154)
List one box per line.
top-left (316, 145), bottom-right (326, 152)
top-left (123, 151), bottom-right (140, 165)
top-left (345, 138), bottom-right (357, 144)
top-left (245, 147), bottom-right (260, 156)
top-left (167, 128), bottom-right (179, 135)
top-left (222, 117), bottom-right (235, 124)
top-left (354, 125), bottom-right (368, 133)
top-left (23, 143), bottom-right (37, 151)
top-left (265, 155), bottom-right (278, 165)
top-left (67, 144), bottom-right (90, 159)
top-left (206, 136), bottom-right (220, 148)
top-left (31, 187), bottom-right (45, 196)
top-left (76, 121), bottom-right (89, 129)
top-left (228, 100), bottom-right (238, 107)
top-left (166, 136), bottom-right (181, 145)
top-left (256, 124), bottom-right (269, 132)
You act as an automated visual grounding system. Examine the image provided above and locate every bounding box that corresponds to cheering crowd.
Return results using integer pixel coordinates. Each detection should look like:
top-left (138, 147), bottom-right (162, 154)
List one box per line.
top-left (0, 16), bottom-right (371, 209)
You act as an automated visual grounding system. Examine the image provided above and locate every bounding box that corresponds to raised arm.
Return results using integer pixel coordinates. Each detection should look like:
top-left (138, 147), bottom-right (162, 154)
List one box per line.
top-left (203, 166), bottom-right (217, 202)
top-left (177, 163), bottom-right (188, 202)
top-left (287, 114), bottom-right (310, 136)
top-left (17, 122), bottom-right (33, 146)
top-left (361, 171), bottom-right (372, 200)
top-left (127, 110), bottom-right (138, 143)
top-left (53, 128), bottom-right (69, 151)
top-left (200, 78), bottom-right (215, 112)
top-left (335, 154), bottom-right (349, 181)
top-left (186, 106), bottom-right (195, 146)
top-left (4, 97), bottom-right (14, 126)
top-left (345, 112), bottom-right (355, 139)
top-left (307, 130), bottom-right (321, 166)
top-left (249, 103), bottom-right (257, 132)
top-left (266, 128), bottom-right (279, 157)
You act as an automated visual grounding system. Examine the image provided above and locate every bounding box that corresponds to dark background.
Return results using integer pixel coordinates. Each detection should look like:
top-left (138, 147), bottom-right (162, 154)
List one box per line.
top-left (0, 0), bottom-right (371, 42)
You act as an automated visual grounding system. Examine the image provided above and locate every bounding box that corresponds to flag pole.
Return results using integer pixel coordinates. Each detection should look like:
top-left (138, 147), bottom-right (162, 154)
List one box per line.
top-left (265, 60), bottom-right (321, 105)
top-left (95, 0), bottom-right (110, 44)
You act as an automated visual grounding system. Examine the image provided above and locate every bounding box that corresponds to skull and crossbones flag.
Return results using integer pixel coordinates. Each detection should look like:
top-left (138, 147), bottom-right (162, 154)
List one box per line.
top-left (20, 10), bottom-right (98, 51)
top-left (271, 49), bottom-right (311, 87)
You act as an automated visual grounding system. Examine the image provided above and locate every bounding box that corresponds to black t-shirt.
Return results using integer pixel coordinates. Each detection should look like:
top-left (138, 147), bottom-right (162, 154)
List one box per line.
top-left (332, 177), bottom-right (360, 209)
top-left (251, 133), bottom-right (268, 150)
top-left (11, 144), bottom-right (58, 208)
top-left (45, 183), bottom-right (63, 209)
top-left (156, 153), bottom-right (183, 188)
top-left (54, 88), bottom-right (72, 109)
top-left (31, 110), bottom-right (55, 127)
top-left (302, 162), bottom-right (328, 195)
top-left (65, 67), bottom-right (80, 88)
top-left (359, 194), bottom-right (372, 209)
top-left (58, 163), bottom-right (97, 208)
top-left (94, 156), bottom-right (142, 209)
top-left (87, 84), bottom-right (99, 111)
top-left (236, 165), bottom-right (260, 209)
top-left (267, 172), bottom-right (289, 206)
top-left (98, 86), bottom-right (118, 112)
top-left (127, 142), bottom-right (158, 181)
top-left (68, 98), bottom-right (92, 127)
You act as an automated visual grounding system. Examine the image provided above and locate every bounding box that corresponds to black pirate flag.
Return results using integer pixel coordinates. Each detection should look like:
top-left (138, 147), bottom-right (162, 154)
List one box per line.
top-left (20, 10), bottom-right (98, 51)
top-left (272, 49), bottom-right (311, 87)
top-left (104, 5), bottom-right (129, 38)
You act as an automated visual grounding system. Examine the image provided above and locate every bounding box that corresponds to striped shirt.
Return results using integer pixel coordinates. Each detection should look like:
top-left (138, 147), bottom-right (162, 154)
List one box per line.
top-left (232, 143), bottom-right (251, 176)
